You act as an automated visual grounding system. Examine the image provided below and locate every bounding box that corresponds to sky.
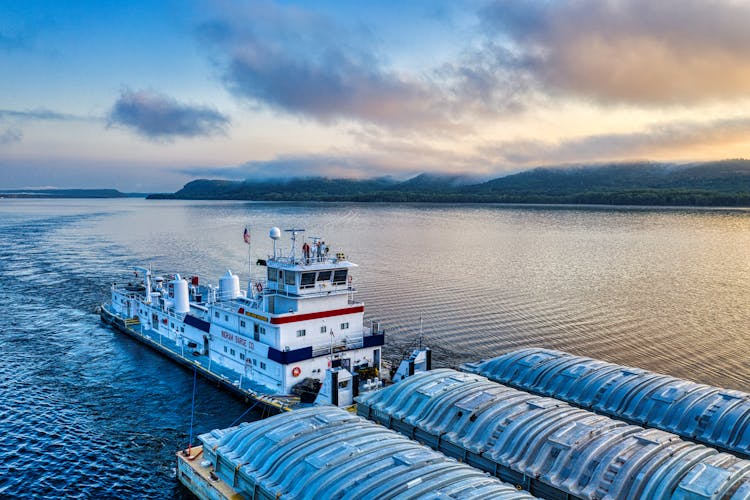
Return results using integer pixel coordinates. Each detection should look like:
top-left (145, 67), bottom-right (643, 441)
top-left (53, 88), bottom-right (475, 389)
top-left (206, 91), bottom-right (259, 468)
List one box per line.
top-left (1, 0), bottom-right (750, 192)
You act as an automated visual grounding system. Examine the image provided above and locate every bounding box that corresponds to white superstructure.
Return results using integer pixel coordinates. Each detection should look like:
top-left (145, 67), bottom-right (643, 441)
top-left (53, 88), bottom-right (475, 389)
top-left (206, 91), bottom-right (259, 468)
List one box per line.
top-left (105, 227), bottom-right (384, 403)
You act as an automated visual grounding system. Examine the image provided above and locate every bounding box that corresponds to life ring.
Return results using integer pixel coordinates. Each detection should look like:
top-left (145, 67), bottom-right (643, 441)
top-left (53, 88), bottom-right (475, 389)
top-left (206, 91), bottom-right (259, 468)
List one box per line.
top-left (291, 366), bottom-right (301, 377)
top-left (255, 282), bottom-right (263, 292)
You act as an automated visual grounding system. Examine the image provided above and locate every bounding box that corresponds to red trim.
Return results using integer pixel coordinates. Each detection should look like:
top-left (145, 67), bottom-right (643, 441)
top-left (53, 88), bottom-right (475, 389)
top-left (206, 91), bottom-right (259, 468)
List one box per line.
top-left (270, 305), bottom-right (364, 324)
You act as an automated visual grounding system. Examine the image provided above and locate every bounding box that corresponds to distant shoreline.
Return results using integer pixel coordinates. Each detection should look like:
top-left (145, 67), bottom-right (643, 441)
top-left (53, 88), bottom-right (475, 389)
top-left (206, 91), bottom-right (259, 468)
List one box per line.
top-left (0, 189), bottom-right (146, 199)
top-left (147, 189), bottom-right (750, 207)
top-left (0, 193), bottom-right (750, 210)
top-left (5, 159), bottom-right (750, 206)
top-left (146, 160), bottom-right (750, 207)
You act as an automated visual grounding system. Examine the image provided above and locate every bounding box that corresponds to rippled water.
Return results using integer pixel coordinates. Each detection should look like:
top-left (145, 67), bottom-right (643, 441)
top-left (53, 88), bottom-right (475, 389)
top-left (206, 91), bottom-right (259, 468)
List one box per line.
top-left (1, 199), bottom-right (748, 498)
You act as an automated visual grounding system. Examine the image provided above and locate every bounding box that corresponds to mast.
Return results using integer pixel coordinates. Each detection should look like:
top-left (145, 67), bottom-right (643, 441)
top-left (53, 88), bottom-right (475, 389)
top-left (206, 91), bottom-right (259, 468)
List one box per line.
top-left (284, 228), bottom-right (305, 261)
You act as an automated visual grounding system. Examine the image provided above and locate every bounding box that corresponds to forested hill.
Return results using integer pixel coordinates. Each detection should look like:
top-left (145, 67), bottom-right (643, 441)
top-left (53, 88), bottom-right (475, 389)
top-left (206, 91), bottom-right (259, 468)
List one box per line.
top-left (148, 160), bottom-right (750, 206)
top-left (0, 188), bottom-right (135, 198)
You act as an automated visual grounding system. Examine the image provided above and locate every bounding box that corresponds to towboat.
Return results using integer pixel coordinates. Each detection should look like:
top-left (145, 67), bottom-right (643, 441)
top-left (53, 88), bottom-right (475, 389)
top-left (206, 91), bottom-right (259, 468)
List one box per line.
top-left (101, 227), bottom-right (425, 412)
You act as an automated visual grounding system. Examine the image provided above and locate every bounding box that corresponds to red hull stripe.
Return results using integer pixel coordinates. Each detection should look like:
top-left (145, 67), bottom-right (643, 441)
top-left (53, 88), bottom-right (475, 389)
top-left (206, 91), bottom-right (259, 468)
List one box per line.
top-left (270, 305), bottom-right (364, 324)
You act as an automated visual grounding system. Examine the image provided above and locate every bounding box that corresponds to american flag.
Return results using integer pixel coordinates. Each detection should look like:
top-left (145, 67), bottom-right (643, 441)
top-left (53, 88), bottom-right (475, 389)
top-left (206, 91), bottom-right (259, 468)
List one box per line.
top-left (243, 227), bottom-right (250, 244)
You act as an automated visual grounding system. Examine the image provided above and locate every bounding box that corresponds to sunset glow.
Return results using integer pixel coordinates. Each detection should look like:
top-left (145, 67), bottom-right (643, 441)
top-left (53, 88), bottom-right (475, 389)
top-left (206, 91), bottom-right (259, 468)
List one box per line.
top-left (2, 0), bottom-right (749, 191)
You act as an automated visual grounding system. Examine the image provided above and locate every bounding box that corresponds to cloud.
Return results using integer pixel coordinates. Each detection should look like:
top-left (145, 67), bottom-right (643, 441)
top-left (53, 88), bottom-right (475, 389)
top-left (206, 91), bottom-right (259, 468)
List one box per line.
top-left (181, 155), bottom-right (401, 180)
top-left (197, 5), bottom-right (446, 130)
top-left (484, 116), bottom-right (750, 165)
top-left (0, 128), bottom-right (22, 145)
top-left (196, 2), bottom-right (528, 132)
top-left (480, 0), bottom-right (750, 105)
top-left (108, 89), bottom-right (230, 140)
top-left (181, 133), bottom-right (497, 182)
top-left (0, 109), bottom-right (82, 121)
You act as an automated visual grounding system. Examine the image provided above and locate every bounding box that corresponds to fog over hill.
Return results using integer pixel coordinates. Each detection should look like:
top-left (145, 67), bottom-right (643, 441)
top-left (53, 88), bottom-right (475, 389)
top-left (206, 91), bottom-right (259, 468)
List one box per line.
top-left (148, 159), bottom-right (750, 206)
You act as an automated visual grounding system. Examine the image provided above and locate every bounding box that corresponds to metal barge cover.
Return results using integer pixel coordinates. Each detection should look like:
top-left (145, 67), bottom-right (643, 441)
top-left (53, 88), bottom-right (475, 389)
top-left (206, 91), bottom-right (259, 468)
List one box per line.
top-left (462, 348), bottom-right (750, 459)
top-left (357, 369), bottom-right (750, 500)
top-left (190, 406), bottom-right (536, 499)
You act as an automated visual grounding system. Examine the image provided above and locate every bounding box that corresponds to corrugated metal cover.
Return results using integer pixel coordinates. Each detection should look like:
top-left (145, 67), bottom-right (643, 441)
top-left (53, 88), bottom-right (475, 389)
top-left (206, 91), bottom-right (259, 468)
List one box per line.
top-left (357, 369), bottom-right (750, 500)
top-left (199, 406), bottom-right (535, 499)
top-left (463, 348), bottom-right (750, 458)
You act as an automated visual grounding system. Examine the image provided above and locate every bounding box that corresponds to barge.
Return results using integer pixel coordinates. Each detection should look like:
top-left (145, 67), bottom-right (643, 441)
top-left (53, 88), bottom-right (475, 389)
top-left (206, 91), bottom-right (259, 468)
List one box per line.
top-left (462, 348), bottom-right (750, 460)
top-left (358, 369), bottom-right (750, 499)
top-left (178, 406), bottom-right (535, 500)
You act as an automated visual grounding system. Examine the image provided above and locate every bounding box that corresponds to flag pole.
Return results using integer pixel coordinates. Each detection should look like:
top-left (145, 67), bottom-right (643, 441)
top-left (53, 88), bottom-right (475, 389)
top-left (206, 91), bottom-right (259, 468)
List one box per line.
top-left (243, 227), bottom-right (252, 283)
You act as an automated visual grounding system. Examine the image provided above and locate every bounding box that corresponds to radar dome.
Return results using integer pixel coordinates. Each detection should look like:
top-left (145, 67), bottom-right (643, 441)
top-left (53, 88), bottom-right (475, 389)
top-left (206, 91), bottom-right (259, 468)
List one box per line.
top-left (269, 227), bottom-right (281, 240)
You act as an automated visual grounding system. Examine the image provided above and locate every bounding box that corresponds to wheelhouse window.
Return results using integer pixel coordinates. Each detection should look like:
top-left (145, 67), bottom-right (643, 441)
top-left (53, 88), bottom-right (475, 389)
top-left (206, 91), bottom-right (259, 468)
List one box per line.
top-left (267, 268), bottom-right (277, 282)
top-left (285, 271), bottom-right (296, 286)
top-left (332, 269), bottom-right (348, 284)
top-left (300, 272), bottom-right (316, 288)
top-left (316, 270), bottom-right (331, 282)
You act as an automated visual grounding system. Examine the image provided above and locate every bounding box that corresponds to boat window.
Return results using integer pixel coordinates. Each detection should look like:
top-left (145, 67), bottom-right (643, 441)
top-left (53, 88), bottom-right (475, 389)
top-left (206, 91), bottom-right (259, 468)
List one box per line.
top-left (285, 271), bottom-right (296, 285)
top-left (340, 322), bottom-right (349, 330)
top-left (260, 362), bottom-right (266, 370)
top-left (267, 268), bottom-right (277, 282)
top-left (240, 320), bottom-right (246, 328)
top-left (240, 353), bottom-right (245, 361)
top-left (320, 325), bottom-right (327, 333)
top-left (300, 272), bottom-right (316, 288)
top-left (332, 269), bottom-right (347, 284)
top-left (296, 329), bottom-right (306, 337)
top-left (316, 270), bottom-right (331, 281)
top-left (230, 348), bottom-right (235, 356)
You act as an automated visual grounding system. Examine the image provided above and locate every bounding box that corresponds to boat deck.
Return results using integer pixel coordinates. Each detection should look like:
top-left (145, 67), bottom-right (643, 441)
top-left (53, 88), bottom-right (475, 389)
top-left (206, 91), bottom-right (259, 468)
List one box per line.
top-left (101, 305), bottom-right (298, 414)
top-left (176, 446), bottom-right (243, 500)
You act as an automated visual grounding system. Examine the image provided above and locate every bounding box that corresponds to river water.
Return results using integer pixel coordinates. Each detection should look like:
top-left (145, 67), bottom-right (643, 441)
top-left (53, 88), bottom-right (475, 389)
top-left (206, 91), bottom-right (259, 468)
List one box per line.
top-left (1, 199), bottom-right (748, 498)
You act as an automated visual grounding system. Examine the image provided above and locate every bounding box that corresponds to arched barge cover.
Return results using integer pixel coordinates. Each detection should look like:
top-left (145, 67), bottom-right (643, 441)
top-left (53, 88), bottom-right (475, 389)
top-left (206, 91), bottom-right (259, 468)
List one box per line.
top-left (462, 348), bottom-right (750, 459)
top-left (198, 405), bottom-right (535, 499)
top-left (357, 369), bottom-right (750, 500)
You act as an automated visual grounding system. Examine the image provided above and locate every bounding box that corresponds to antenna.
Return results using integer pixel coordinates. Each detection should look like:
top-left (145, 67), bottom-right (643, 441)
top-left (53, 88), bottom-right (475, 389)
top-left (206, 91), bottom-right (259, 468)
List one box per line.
top-left (284, 228), bottom-right (305, 260)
